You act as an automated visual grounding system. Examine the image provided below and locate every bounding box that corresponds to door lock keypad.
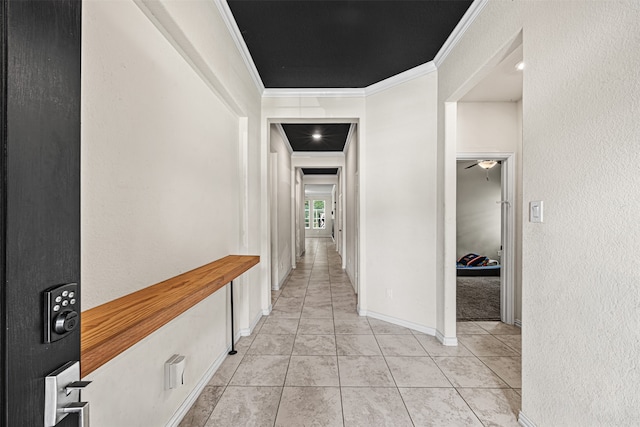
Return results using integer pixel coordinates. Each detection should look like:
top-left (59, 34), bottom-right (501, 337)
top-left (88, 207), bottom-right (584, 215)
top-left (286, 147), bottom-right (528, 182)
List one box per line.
top-left (44, 283), bottom-right (79, 343)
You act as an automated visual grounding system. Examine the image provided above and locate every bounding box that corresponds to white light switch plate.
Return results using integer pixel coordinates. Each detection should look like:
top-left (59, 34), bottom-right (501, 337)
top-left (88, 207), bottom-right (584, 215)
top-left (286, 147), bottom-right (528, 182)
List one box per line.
top-left (530, 201), bottom-right (543, 223)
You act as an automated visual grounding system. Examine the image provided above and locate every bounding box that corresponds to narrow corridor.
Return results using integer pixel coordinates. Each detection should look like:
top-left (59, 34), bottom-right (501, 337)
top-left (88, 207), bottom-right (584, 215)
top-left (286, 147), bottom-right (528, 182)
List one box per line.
top-left (180, 238), bottom-right (521, 426)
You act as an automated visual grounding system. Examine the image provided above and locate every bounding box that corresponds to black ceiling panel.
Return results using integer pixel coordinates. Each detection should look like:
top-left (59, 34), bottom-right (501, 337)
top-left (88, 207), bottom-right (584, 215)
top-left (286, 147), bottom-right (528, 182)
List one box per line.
top-left (282, 123), bottom-right (351, 152)
top-left (227, 1), bottom-right (473, 88)
top-left (302, 168), bottom-right (339, 175)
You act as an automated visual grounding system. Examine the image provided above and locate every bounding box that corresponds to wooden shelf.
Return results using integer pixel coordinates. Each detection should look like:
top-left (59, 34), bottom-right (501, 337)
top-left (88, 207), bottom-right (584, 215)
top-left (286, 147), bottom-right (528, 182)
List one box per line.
top-left (80, 255), bottom-right (259, 377)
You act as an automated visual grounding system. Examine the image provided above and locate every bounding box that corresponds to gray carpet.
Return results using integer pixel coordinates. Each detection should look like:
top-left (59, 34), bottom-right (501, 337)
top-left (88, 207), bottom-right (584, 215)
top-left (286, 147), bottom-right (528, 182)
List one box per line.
top-left (457, 276), bottom-right (501, 321)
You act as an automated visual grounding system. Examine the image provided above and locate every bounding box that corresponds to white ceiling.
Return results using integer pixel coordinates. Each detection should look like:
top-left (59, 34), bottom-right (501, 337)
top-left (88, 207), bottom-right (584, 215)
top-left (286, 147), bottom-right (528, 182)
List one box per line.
top-left (461, 45), bottom-right (523, 102)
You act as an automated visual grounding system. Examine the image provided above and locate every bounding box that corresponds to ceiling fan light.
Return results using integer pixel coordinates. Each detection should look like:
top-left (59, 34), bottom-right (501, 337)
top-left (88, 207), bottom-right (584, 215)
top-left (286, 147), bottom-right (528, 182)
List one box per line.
top-left (478, 160), bottom-right (498, 169)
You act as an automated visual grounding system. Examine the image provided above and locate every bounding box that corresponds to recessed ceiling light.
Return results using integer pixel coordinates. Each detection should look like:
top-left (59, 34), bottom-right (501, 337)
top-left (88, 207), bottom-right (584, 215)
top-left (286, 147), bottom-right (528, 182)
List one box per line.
top-left (312, 133), bottom-right (322, 140)
top-left (515, 61), bottom-right (525, 71)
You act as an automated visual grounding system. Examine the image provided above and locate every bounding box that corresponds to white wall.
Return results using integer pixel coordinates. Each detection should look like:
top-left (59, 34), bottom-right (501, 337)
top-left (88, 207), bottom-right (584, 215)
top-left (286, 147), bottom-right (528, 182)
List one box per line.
top-left (345, 129), bottom-right (358, 290)
top-left (295, 169), bottom-right (305, 257)
top-left (439, 1), bottom-right (640, 425)
top-left (81, 1), bottom-right (262, 426)
top-left (457, 102), bottom-right (520, 152)
top-left (456, 162), bottom-right (502, 259)
top-left (515, 99), bottom-right (523, 323)
top-left (364, 72), bottom-right (439, 330)
top-left (269, 126), bottom-right (293, 287)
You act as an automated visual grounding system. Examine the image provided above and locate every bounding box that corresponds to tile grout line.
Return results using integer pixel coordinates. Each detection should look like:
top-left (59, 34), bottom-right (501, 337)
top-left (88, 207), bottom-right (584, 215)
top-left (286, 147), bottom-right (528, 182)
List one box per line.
top-left (323, 240), bottom-right (349, 427)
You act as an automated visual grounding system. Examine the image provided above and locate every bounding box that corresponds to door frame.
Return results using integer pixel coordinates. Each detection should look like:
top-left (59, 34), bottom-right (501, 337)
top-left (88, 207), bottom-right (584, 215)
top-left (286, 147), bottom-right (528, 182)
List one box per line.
top-left (456, 152), bottom-right (516, 324)
top-left (269, 153), bottom-right (280, 290)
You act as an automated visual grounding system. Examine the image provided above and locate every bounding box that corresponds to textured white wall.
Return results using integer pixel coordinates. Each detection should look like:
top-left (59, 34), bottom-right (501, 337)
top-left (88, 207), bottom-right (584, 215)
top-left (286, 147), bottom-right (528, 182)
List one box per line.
top-left (81, 1), bottom-right (262, 426)
top-left (82, 1), bottom-right (239, 309)
top-left (149, 0), bottom-right (266, 327)
top-left (364, 73), bottom-right (439, 328)
top-left (456, 162), bottom-right (502, 259)
top-left (457, 102), bottom-right (520, 152)
top-left (439, 1), bottom-right (640, 424)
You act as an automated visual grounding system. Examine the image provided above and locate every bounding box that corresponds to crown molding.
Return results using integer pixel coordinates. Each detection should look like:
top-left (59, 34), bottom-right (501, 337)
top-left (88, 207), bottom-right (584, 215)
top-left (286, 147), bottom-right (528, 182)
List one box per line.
top-left (274, 124), bottom-right (293, 155)
top-left (364, 61), bottom-right (437, 96)
top-left (343, 124), bottom-right (356, 154)
top-left (134, 0), bottom-right (246, 115)
top-left (263, 88), bottom-right (366, 98)
top-left (433, 0), bottom-right (489, 67)
top-left (292, 151), bottom-right (345, 159)
top-left (213, 0), bottom-right (265, 95)
top-left (263, 62), bottom-right (438, 99)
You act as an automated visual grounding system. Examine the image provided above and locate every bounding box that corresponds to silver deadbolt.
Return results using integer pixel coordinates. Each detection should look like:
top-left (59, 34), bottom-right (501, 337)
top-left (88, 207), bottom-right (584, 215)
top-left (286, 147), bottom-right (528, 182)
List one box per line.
top-left (44, 361), bottom-right (91, 427)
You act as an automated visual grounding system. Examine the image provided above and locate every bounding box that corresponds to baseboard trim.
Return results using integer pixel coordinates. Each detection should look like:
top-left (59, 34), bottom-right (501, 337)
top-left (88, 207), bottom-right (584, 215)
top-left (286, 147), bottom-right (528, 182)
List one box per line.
top-left (273, 267), bottom-right (294, 291)
top-left (360, 309), bottom-right (437, 337)
top-left (262, 304), bottom-right (272, 316)
top-left (346, 269), bottom-right (357, 293)
top-left (515, 319), bottom-right (522, 328)
top-left (278, 266), bottom-right (292, 290)
top-left (436, 330), bottom-right (459, 347)
top-left (248, 309), bottom-right (264, 334)
top-left (165, 342), bottom-right (233, 427)
top-left (518, 411), bottom-right (537, 427)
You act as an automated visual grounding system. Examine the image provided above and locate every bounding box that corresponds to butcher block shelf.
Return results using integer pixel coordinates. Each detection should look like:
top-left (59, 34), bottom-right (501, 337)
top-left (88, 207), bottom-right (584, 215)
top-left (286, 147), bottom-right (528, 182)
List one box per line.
top-left (81, 255), bottom-right (259, 377)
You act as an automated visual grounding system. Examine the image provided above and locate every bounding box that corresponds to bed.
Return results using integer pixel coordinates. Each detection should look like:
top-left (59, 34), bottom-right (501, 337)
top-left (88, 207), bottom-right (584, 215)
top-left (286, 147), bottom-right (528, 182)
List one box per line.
top-left (456, 253), bottom-right (501, 277)
top-left (456, 264), bottom-right (501, 277)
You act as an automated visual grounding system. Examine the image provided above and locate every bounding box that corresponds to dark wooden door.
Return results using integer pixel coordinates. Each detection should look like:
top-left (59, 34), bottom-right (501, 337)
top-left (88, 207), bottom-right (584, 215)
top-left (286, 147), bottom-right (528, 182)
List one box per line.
top-left (1, 1), bottom-right (82, 426)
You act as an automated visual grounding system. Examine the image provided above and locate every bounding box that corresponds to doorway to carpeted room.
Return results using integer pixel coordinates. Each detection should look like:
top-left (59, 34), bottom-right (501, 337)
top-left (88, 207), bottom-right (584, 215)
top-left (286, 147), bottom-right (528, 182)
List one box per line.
top-left (456, 276), bottom-right (501, 321)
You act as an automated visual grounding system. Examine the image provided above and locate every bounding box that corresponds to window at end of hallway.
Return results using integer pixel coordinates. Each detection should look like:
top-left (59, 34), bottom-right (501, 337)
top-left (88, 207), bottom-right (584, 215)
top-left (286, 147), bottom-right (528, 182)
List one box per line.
top-left (305, 200), bottom-right (310, 229)
top-left (313, 200), bottom-right (325, 229)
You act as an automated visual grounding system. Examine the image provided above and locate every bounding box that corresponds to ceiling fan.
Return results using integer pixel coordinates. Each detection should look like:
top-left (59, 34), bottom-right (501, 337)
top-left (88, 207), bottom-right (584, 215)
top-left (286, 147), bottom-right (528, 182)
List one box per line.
top-left (465, 160), bottom-right (502, 181)
top-left (464, 160), bottom-right (501, 169)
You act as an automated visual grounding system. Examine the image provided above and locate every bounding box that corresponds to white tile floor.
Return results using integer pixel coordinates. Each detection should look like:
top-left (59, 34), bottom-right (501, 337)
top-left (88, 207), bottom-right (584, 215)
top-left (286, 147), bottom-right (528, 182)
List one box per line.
top-left (179, 238), bottom-right (522, 427)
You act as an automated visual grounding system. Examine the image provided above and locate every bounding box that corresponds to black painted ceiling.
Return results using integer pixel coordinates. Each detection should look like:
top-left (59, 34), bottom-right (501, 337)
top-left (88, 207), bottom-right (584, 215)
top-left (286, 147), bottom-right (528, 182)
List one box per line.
top-left (282, 124), bottom-right (351, 152)
top-left (227, 1), bottom-right (473, 88)
top-left (302, 168), bottom-right (339, 175)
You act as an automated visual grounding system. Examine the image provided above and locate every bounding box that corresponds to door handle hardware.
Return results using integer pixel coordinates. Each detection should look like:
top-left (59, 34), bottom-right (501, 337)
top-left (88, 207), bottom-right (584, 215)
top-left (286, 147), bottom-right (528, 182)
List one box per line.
top-left (62, 402), bottom-right (90, 427)
top-left (66, 381), bottom-right (92, 395)
top-left (45, 361), bottom-right (91, 427)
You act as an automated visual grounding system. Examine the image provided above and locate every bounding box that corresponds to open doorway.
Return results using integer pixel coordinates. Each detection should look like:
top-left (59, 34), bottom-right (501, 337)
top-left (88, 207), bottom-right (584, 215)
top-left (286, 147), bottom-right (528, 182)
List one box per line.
top-left (455, 153), bottom-right (517, 324)
top-left (304, 185), bottom-right (334, 238)
top-left (266, 120), bottom-right (360, 311)
top-left (456, 159), bottom-right (504, 321)
top-left (446, 38), bottom-right (523, 329)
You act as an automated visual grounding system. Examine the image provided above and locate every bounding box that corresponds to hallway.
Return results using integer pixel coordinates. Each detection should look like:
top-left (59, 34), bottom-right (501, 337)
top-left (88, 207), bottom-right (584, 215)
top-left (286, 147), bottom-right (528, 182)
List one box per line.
top-left (179, 238), bottom-right (521, 426)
